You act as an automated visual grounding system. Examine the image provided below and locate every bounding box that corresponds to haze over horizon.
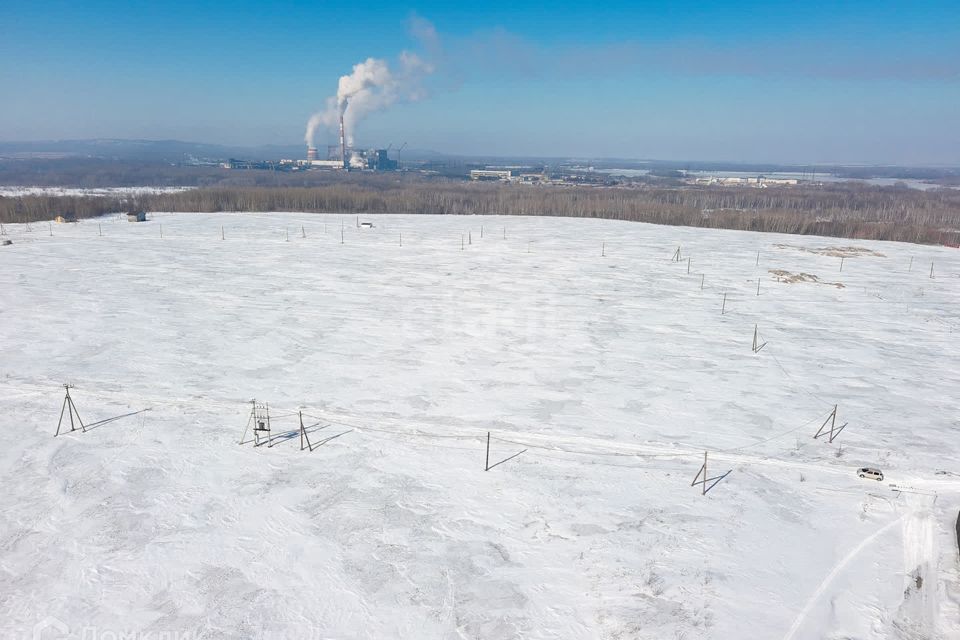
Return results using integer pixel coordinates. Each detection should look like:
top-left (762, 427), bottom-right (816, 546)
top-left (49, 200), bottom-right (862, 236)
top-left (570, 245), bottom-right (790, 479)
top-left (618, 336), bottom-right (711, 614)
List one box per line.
top-left (2, 1), bottom-right (958, 165)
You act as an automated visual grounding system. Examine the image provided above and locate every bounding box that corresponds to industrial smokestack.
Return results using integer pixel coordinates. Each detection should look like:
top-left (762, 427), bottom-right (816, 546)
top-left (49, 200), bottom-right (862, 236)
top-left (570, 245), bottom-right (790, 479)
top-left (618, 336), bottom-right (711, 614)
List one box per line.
top-left (307, 146), bottom-right (318, 161)
top-left (339, 113), bottom-right (347, 170)
top-left (303, 45), bottom-right (435, 153)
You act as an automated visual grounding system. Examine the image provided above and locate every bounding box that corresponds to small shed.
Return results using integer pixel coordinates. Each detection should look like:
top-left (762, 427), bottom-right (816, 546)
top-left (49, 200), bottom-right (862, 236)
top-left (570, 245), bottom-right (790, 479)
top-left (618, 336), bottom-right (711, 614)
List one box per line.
top-left (127, 211), bottom-right (147, 222)
top-left (55, 214), bottom-right (77, 224)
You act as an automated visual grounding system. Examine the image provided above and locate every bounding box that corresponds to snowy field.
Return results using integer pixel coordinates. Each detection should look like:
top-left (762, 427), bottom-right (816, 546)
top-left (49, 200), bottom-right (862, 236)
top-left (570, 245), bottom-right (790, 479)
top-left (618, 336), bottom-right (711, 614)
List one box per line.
top-left (1, 212), bottom-right (959, 639)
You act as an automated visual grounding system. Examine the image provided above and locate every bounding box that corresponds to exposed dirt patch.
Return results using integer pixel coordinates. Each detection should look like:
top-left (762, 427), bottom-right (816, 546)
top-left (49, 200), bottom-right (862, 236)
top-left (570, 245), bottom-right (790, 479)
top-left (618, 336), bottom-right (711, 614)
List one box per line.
top-left (774, 244), bottom-right (886, 258)
top-left (769, 269), bottom-right (845, 288)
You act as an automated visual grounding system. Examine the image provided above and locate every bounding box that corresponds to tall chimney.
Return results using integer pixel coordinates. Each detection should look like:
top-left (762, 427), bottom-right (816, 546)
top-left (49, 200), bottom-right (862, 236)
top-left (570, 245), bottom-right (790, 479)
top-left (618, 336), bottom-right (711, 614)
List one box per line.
top-left (306, 146), bottom-right (318, 161)
top-left (339, 114), bottom-right (347, 170)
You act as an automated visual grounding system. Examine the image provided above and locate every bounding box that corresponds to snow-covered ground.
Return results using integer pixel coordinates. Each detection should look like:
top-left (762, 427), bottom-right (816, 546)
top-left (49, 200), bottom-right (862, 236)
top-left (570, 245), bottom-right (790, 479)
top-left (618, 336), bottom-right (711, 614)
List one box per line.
top-left (0, 186), bottom-right (194, 198)
top-left (1, 212), bottom-right (958, 639)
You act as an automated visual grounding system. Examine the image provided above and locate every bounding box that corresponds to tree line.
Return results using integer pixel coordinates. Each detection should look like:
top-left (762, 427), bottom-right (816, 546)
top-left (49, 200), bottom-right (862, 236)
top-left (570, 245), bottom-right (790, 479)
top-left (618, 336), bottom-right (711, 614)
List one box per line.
top-left (2, 179), bottom-right (958, 246)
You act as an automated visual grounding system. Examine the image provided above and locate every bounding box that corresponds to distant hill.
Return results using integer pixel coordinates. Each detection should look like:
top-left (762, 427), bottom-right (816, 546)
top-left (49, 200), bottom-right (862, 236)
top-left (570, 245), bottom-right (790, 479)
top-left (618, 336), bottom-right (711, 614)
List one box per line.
top-left (0, 139), bottom-right (308, 162)
top-left (0, 138), bottom-right (455, 164)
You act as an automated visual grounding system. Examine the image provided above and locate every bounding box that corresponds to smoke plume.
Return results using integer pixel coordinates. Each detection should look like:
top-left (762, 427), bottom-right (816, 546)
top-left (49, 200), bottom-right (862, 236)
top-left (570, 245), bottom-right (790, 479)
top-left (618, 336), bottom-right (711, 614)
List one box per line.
top-left (305, 49), bottom-right (434, 147)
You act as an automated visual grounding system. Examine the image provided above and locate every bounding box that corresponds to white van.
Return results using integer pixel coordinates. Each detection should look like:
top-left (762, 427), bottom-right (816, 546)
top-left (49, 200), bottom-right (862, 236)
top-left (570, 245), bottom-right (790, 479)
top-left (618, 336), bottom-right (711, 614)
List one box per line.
top-left (857, 467), bottom-right (884, 481)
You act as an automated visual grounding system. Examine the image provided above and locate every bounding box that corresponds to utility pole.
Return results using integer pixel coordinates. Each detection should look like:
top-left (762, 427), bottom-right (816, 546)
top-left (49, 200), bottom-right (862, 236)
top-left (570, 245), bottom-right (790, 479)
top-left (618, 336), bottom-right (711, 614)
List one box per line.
top-left (485, 432), bottom-right (491, 471)
top-left (55, 384), bottom-right (86, 436)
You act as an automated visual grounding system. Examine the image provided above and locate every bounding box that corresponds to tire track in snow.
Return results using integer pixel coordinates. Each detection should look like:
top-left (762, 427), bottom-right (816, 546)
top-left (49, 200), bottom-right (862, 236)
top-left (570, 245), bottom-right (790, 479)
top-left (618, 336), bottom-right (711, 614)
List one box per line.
top-left (896, 506), bottom-right (938, 637)
top-left (781, 514), bottom-right (904, 640)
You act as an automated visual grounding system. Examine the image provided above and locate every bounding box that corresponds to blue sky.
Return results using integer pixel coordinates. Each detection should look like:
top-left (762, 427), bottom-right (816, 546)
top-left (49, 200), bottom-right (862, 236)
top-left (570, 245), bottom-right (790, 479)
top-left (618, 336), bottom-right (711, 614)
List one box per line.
top-left (1, 1), bottom-right (958, 163)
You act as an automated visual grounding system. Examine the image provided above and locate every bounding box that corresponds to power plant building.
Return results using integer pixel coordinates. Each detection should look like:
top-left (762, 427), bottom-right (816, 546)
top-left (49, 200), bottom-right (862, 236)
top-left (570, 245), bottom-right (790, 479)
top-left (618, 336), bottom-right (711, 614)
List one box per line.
top-left (310, 160), bottom-right (344, 169)
top-left (364, 149), bottom-right (397, 171)
top-left (470, 169), bottom-right (519, 181)
top-left (325, 145), bottom-right (396, 171)
top-left (279, 146), bottom-right (397, 171)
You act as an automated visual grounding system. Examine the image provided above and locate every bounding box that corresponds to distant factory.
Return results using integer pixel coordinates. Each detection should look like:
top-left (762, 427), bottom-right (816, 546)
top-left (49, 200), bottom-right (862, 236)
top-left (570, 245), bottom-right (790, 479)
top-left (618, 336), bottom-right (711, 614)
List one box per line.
top-left (470, 168), bottom-right (519, 181)
top-left (272, 143), bottom-right (397, 171)
top-left (284, 113), bottom-right (398, 171)
top-left (469, 167), bottom-right (559, 184)
top-left (223, 147), bottom-right (397, 172)
top-left (688, 175), bottom-right (799, 188)
top-left (282, 146), bottom-right (397, 172)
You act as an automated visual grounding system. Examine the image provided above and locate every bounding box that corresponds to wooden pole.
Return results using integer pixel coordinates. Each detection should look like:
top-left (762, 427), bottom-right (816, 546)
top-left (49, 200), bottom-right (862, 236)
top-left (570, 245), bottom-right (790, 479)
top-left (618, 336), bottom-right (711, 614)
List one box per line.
top-left (691, 451), bottom-right (707, 494)
top-left (481, 225), bottom-right (484, 238)
top-left (159, 224), bottom-right (162, 239)
top-left (66, 392), bottom-right (76, 433)
top-left (55, 394), bottom-right (69, 437)
top-left (756, 251), bottom-right (760, 266)
top-left (687, 257), bottom-right (691, 274)
top-left (840, 257), bottom-right (844, 272)
top-left (485, 432), bottom-right (491, 471)
top-left (341, 228), bottom-right (344, 244)
top-left (49, 222), bottom-right (53, 236)
top-left (700, 274), bottom-right (704, 290)
top-left (930, 262), bottom-right (935, 279)
top-left (99, 224), bottom-right (102, 237)
top-left (721, 292), bottom-right (727, 315)
top-left (399, 232), bottom-right (402, 247)
top-left (71, 393), bottom-right (84, 433)
top-left (239, 402), bottom-right (252, 445)
top-left (286, 228), bottom-right (289, 242)
top-left (221, 226), bottom-right (224, 240)
top-left (702, 452), bottom-right (707, 495)
top-left (908, 256), bottom-right (913, 272)
top-left (602, 242), bottom-right (605, 257)
top-left (469, 231), bottom-right (472, 245)
top-left (814, 405), bottom-right (838, 441)
top-left (301, 225), bottom-right (306, 239)
top-left (503, 226), bottom-right (506, 240)
top-left (757, 277), bottom-right (761, 296)
top-left (461, 234), bottom-right (464, 250)
top-left (299, 411), bottom-right (314, 451)
top-left (55, 385), bottom-right (85, 437)
top-left (265, 402), bottom-right (274, 448)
